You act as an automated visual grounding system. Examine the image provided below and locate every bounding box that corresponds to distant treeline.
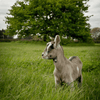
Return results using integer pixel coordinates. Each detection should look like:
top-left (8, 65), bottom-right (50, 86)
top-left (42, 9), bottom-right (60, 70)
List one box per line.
top-left (0, 29), bottom-right (13, 39)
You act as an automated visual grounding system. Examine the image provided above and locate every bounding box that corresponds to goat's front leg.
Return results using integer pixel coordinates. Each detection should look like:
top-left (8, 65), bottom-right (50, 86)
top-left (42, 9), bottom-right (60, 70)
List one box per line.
top-left (54, 76), bottom-right (61, 88)
top-left (65, 80), bottom-right (75, 91)
top-left (70, 82), bottom-right (75, 91)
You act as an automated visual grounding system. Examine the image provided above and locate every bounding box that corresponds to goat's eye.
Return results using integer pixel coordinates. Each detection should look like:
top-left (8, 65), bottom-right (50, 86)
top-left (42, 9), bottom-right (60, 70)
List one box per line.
top-left (50, 44), bottom-right (54, 49)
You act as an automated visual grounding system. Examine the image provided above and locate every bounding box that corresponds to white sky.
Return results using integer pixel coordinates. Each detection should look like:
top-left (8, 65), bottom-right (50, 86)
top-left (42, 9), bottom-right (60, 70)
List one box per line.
top-left (85, 0), bottom-right (100, 29)
top-left (0, 0), bottom-right (100, 30)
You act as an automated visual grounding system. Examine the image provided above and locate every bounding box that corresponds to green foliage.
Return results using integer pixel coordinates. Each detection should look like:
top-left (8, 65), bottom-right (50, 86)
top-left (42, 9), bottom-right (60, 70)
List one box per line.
top-left (0, 42), bottom-right (100, 100)
top-left (5, 0), bottom-right (92, 42)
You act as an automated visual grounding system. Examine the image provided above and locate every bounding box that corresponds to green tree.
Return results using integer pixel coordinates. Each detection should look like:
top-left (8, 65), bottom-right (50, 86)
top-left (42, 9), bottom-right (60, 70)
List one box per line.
top-left (5, 0), bottom-right (92, 42)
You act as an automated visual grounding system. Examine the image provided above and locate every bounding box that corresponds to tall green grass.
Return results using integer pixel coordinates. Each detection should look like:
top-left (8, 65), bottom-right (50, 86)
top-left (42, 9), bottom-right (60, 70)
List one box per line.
top-left (0, 42), bottom-right (100, 100)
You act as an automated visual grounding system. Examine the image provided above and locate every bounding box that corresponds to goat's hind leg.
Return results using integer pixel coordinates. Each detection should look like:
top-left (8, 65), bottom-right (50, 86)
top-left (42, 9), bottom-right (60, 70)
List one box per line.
top-left (77, 74), bottom-right (83, 87)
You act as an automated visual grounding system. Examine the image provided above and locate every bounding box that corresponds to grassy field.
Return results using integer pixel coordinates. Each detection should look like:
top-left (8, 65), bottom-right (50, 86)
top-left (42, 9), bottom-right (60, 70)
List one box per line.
top-left (0, 42), bottom-right (100, 100)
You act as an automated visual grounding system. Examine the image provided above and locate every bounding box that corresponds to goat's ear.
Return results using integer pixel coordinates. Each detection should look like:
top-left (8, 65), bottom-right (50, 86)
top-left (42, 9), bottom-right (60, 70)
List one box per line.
top-left (54, 35), bottom-right (61, 48)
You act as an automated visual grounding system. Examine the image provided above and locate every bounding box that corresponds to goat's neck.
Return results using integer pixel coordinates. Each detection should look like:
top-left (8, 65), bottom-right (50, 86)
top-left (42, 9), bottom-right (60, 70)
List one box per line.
top-left (54, 46), bottom-right (67, 70)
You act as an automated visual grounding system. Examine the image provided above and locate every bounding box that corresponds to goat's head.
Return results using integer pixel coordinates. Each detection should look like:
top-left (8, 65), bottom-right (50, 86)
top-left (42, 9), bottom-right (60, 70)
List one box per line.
top-left (42, 35), bottom-right (61, 60)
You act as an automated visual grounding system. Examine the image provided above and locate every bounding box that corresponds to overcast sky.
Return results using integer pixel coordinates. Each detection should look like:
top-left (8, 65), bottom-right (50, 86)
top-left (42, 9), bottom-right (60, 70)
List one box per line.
top-left (0, 0), bottom-right (100, 30)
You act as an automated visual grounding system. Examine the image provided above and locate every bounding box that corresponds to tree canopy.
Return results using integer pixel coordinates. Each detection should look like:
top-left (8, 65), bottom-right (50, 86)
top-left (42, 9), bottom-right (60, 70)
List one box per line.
top-left (5, 0), bottom-right (92, 42)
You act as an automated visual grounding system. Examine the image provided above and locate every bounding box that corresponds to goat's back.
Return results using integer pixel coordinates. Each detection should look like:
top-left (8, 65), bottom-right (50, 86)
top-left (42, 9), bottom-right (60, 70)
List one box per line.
top-left (69, 56), bottom-right (82, 69)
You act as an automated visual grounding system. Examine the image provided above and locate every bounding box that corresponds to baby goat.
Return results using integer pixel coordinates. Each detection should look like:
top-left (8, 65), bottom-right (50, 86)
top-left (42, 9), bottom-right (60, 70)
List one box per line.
top-left (42, 35), bottom-right (83, 88)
